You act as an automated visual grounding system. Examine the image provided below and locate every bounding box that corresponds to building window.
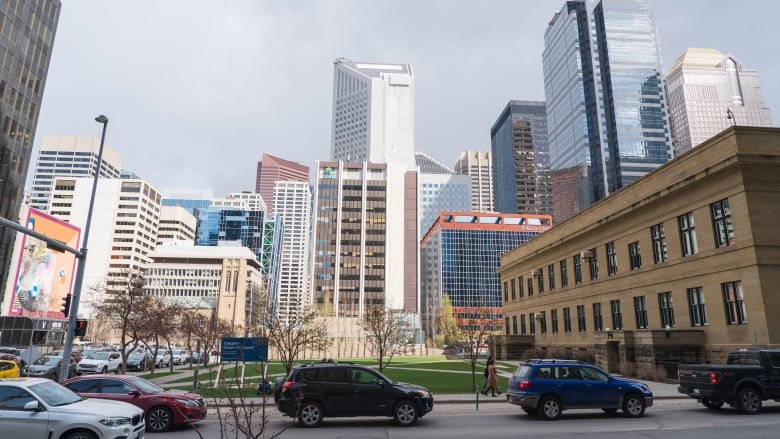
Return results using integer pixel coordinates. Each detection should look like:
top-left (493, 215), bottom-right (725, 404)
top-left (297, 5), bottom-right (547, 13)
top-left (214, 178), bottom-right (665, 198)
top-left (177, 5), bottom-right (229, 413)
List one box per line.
top-left (548, 264), bottom-right (556, 291)
top-left (537, 270), bottom-right (544, 294)
top-left (574, 255), bottom-right (583, 284)
top-left (563, 307), bottom-right (572, 333)
top-left (505, 317), bottom-right (510, 335)
top-left (577, 305), bottom-right (586, 332)
top-left (651, 223), bottom-right (667, 263)
top-left (629, 241), bottom-right (642, 270)
top-left (722, 281), bottom-right (747, 325)
top-left (550, 309), bottom-right (559, 333)
top-left (518, 276), bottom-right (524, 298)
top-left (511, 279), bottom-right (516, 301)
top-left (527, 278), bottom-right (534, 297)
top-left (634, 296), bottom-right (648, 329)
top-left (610, 299), bottom-right (623, 330)
top-left (659, 292), bottom-right (675, 328)
top-left (687, 287), bottom-right (708, 327)
top-left (605, 241), bottom-right (617, 276)
top-left (503, 281), bottom-right (508, 302)
top-left (529, 315), bottom-right (536, 334)
top-left (593, 303), bottom-right (603, 331)
top-left (560, 259), bottom-right (568, 288)
top-left (512, 315), bottom-right (518, 335)
top-left (678, 212), bottom-right (698, 256)
top-left (539, 311), bottom-right (547, 334)
top-left (588, 249), bottom-right (599, 280)
top-left (711, 199), bottom-right (735, 248)
top-left (520, 314), bottom-right (527, 335)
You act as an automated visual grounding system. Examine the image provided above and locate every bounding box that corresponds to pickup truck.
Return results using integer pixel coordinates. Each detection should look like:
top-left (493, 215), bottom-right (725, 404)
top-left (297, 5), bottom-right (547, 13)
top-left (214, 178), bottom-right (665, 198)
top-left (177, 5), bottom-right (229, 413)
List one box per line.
top-left (677, 348), bottom-right (780, 414)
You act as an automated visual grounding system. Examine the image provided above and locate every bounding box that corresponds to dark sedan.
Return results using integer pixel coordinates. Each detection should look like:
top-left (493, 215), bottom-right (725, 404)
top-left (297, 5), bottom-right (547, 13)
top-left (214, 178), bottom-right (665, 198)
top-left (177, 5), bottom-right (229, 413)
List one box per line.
top-left (63, 374), bottom-right (207, 432)
top-left (23, 355), bottom-right (77, 380)
top-left (125, 352), bottom-right (153, 372)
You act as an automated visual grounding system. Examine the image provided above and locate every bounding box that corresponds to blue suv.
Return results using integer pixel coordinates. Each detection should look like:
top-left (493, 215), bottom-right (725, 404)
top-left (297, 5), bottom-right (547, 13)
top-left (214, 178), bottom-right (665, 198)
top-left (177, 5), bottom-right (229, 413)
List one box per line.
top-left (506, 359), bottom-right (653, 420)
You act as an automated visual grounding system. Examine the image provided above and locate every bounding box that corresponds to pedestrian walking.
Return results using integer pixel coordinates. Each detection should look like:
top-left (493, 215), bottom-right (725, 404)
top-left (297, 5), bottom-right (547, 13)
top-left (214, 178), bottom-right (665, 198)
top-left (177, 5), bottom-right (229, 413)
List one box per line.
top-left (484, 359), bottom-right (501, 397)
top-left (481, 355), bottom-right (493, 394)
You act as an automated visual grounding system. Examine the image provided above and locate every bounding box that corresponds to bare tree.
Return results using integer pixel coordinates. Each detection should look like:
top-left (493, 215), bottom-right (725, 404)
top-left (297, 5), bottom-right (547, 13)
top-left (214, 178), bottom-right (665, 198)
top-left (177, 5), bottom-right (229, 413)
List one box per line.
top-left (190, 310), bottom-right (235, 366)
top-left (446, 301), bottom-right (497, 392)
top-left (268, 306), bottom-right (331, 376)
top-left (137, 297), bottom-right (182, 373)
top-left (179, 308), bottom-right (200, 367)
top-left (360, 307), bottom-right (413, 371)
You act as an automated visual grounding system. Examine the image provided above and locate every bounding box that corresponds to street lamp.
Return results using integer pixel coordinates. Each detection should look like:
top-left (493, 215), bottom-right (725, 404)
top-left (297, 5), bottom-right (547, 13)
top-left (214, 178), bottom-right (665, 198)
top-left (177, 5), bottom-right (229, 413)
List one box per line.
top-left (726, 108), bottom-right (737, 126)
top-left (59, 114), bottom-right (109, 381)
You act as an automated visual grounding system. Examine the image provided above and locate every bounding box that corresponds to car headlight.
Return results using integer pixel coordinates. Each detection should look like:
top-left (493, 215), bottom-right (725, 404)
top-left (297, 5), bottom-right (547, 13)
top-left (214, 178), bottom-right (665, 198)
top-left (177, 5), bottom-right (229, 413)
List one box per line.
top-left (99, 417), bottom-right (132, 426)
top-left (175, 398), bottom-right (199, 407)
top-left (415, 390), bottom-right (431, 398)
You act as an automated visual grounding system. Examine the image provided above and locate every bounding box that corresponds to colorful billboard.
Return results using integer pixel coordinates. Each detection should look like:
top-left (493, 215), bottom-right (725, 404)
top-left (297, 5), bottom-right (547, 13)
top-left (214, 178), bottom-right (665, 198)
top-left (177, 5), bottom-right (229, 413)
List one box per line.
top-left (7, 208), bottom-right (81, 319)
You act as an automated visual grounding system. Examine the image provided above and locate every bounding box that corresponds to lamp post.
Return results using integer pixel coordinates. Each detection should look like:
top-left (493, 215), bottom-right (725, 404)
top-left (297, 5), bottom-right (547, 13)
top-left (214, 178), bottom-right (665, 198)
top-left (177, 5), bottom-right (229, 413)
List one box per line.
top-left (726, 107), bottom-right (737, 126)
top-left (59, 115), bottom-right (109, 381)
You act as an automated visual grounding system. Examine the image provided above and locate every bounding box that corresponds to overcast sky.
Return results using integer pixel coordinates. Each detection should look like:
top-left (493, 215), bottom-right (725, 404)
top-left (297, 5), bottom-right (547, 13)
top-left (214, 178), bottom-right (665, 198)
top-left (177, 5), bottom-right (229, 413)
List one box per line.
top-left (31, 0), bottom-right (779, 198)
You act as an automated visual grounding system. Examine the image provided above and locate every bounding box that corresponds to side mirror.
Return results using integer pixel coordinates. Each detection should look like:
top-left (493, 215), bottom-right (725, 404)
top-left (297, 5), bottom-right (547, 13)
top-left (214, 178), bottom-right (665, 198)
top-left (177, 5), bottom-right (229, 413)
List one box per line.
top-left (128, 389), bottom-right (141, 397)
top-left (23, 400), bottom-right (40, 411)
top-left (377, 379), bottom-right (386, 387)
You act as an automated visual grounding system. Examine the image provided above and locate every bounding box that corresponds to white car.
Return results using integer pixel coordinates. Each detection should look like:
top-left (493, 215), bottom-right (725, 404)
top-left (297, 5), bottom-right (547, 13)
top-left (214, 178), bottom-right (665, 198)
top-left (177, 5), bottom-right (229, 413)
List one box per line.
top-left (77, 351), bottom-right (122, 374)
top-left (0, 377), bottom-right (145, 438)
top-left (171, 348), bottom-right (191, 365)
top-left (153, 349), bottom-right (172, 368)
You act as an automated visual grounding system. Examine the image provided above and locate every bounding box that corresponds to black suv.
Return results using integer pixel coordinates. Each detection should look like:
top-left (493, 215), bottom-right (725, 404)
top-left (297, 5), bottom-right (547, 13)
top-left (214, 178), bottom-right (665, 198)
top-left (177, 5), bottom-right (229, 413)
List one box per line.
top-left (274, 362), bottom-right (434, 427)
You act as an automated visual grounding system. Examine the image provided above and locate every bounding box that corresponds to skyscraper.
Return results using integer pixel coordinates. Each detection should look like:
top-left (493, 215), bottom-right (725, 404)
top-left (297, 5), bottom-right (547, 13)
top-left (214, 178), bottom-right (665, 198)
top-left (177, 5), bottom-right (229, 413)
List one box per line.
top-left (415, 152), bottom-right (471, 238)
top-left (331, 58), bottom-right (415, 169)
top-left (666, 48), bottom-right (773, 155)
top-left (255, 153), bottom-right (309, 216)
top-left (454, 151), bottom-right (493, 212)
top-left (0, 0), bottom-right (62, 286)
top-left (491, 101), bottom-right (552, 216)
top-left (543, 0), bottom-right (672, 222)
top-left (29, 135), bottom-right (123, 212)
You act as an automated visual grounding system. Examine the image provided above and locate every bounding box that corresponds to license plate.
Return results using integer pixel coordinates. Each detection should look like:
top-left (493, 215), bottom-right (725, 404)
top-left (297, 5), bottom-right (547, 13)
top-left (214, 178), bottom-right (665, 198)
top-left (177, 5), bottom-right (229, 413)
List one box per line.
top-left (692, 388), bottom-right (699, 394)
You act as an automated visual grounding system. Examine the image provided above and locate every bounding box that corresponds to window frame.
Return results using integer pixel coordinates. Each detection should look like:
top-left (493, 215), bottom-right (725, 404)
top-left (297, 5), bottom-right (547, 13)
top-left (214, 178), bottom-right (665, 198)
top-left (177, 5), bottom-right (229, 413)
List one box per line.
top-left (651, 223), bottom-right (668, 263)
top-left (678, 212), bottom-right (698, 257)
top-left (563, 307), bottom-right (572, 333)
top-left (633, 296), bottom-right (648, 329)
top-left (606, 241), bottom-right (617, 276)
top-left (659, 291), bottom-right (675, 328)
top-left (588, 248), bottom-right (599, 280)
top-left (577, 304), bottom-right (586, 332)
top-left (687, 286), bottom-right (708, 327)
top-left (593, 302), bottom-right (603, 331)
top-left (722, 281), bottom-right (747, 325)
top-left (711, 199), bottom-right (735, 248)
top-left (560, 259), bottom-right (568, 288)
top-left (548, 264), bottom-right (556, 291)
top-left (573, 255), bottom-right (583, 284)
top-left (628, 241), bottom-right (642, 270)
top-left (610, 299), bottom-right (623, 330)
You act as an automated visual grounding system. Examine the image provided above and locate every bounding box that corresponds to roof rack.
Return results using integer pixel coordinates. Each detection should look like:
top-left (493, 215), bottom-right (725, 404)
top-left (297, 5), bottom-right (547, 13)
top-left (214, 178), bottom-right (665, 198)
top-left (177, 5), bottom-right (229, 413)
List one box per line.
top-left (526, 359), bottom-right (585, 364)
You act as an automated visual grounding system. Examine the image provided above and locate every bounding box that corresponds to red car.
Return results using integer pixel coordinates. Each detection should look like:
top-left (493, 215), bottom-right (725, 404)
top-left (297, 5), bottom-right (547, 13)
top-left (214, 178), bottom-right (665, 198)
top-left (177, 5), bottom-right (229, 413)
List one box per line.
top-left (62, 374), bottom-right (207, 432)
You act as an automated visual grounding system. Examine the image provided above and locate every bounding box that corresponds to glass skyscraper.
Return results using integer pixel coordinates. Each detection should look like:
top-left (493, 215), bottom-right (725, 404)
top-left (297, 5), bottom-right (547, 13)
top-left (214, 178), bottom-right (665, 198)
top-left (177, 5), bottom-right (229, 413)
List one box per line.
top-left (0, 0), bottom-right (61, 287)
top-left (543, 0), bottom-right (672, 222)
top-left (491, 101), bottom-right (552, 216)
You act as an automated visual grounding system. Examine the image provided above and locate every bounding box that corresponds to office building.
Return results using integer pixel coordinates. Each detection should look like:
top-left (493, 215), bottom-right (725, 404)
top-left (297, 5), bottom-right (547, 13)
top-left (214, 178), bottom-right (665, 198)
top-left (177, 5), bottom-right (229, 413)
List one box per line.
top-left (144, 246), bottom-right (266, 330)
top-left (454, 150), bottom-right (493, 212)
top-left (497, 127), bottom-right (780, 380)
top-left (156, 205), bottom-right (196, 246)
top-left (543, 0), bottom-right (672, 222)
top-left (491, 101), bottom-right (552, 216)
top-left (0, 0), bottom-right (62, 288)
top-left (255, 153), bottom-right (309, 216)
top-left (310, 161), bottom-right (418, 318)
top-left (420, 212), bottom-right (552, 336)
top-left (161, 189), bottom-right (212, 215)
top-left (272, 180), bottom-right (312, 324)
top-left (415, 152), bottom-right (471, 238)
top-left (211, 191), bottom-right (266, 212)
top-left (666, 48), bottom-right (773, 155)
top-left (331, 58), bottom-right (415, 169)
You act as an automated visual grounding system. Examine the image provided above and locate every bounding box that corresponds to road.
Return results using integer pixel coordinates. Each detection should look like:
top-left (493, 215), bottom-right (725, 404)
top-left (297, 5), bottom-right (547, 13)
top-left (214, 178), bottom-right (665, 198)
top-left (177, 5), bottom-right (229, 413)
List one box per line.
top-left (148, 399), bottom-right (780, 438)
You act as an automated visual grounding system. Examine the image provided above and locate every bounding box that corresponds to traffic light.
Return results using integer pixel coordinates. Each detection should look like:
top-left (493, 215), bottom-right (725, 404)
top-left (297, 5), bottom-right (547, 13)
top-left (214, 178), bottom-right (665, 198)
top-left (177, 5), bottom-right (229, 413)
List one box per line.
top-left (61, 294), bottom-right (72, 317)
top-left (75, 319), bottom-right (88, 337)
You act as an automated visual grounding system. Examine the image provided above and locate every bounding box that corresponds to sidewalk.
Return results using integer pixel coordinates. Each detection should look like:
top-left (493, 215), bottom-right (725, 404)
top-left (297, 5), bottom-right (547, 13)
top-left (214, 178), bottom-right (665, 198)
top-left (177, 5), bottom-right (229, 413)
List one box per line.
top-left (145, 369), bottom-right (685, 405)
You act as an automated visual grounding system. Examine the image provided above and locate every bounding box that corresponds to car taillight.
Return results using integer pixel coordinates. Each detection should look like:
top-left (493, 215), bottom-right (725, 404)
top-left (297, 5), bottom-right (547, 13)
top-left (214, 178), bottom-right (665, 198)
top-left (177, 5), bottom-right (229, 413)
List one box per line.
top-left (281, 381), bottom-right (295, 392)
top-left (518, 380), bottom-right (532, 390)
top-left (710, 372), bottom-right (719, 384)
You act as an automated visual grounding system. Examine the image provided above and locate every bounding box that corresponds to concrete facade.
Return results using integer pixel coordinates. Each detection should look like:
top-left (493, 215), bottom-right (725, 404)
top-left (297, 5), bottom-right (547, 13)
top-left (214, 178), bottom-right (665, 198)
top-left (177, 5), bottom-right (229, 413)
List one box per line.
top-left (497, 127), bottom-right (780, 380)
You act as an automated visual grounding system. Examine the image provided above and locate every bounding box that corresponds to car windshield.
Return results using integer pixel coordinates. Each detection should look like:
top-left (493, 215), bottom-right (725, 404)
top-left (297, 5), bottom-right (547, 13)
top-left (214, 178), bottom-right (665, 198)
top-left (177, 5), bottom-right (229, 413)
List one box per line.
top-left (127, 376), bottom-right (164, 393)
top-left (30, 381), bottom-right (83, 406)
top-left (33, 356), bottom-right (61, 366)
top-left (86, 352), bottom-right (110, 360)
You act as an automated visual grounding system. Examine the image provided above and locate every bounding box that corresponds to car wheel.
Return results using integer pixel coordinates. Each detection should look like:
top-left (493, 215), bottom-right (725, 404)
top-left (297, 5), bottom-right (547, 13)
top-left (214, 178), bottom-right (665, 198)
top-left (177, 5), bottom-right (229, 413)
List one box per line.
top-left (602, 408), bottom-right (618, 414)
top-left (49, 372), bottom-right (58, 381)
top-left (622, 393), bottom-right (646, 418)
top-left (393, 400), bottom-right (419, 426)
top-left (538, 396), bottom-right (562, 420)
top-left (140, 362), bottom-right (146, 372)
top-left (736, 387), bottom-right (762, 414)
top-left (298, 401), bottom-right (323, 427)
top-left (63, 429), bottom-right (98, 439)
top-left (101, 366), bottom-right (107, 374)
top-left (702, 399), bottom-right (724, 409)
top-left (523, 408), bottom-right (538, 415)
top-left (147, 405), bottom-right (174, 432)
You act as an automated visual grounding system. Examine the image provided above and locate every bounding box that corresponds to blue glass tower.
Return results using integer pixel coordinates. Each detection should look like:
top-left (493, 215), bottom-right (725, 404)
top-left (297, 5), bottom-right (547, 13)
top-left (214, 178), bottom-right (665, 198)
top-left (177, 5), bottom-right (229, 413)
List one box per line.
top-left (543, 0), bottom-right (672, 222)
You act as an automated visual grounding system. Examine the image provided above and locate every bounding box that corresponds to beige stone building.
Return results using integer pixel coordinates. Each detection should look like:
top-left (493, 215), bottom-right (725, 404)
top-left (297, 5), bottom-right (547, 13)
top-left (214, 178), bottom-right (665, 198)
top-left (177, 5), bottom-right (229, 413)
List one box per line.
top-left (496, 126), bottom-right (780, 380)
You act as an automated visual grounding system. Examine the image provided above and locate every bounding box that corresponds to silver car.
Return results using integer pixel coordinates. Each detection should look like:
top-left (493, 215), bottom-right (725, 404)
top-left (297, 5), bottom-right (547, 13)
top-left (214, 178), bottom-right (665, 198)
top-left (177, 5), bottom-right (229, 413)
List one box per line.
top-left (0, 377), bottom-right (145, 438)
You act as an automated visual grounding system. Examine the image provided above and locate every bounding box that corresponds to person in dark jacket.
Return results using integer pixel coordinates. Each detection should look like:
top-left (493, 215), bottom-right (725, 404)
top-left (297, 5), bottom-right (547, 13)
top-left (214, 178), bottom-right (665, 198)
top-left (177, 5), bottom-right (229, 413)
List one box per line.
top-left (481, 355), bottom-right (493, 394)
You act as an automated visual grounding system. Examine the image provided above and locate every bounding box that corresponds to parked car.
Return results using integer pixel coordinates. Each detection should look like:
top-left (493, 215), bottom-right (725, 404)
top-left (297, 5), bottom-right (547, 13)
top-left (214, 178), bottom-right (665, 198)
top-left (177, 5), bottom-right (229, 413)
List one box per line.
top-left (152, 348), bottom-right (172, 368)
top-left (0, 377), bottom-right (145, 438)
top-left (78, 350), bottom-right (122, 374)
top-left (0, 352), bottom-right (22, 368)
top-left (23, 355), bottom-right (78, 380)
top-left (125, 351), bottom-right (154, 372)
top-left (677, 348), bottom-right (780, 414)
top-left (0, 359), bottom-right (20, 378)
top-left (191, 350), bottom-right (208, 364)
top-left (63, 374), bottom-right (207, 432)
top-left (172, 348), bottom-right (191, 365)
top-left (275, 361), bottom-right (434, 427)
top-left (505, 359), bottom-right (653, 420)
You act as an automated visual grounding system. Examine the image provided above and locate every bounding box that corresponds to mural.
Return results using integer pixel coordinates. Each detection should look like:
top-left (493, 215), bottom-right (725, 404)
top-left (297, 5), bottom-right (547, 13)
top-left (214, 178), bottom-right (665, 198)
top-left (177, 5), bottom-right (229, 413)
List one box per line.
top-left (7, 208), bottom-right (80, 319)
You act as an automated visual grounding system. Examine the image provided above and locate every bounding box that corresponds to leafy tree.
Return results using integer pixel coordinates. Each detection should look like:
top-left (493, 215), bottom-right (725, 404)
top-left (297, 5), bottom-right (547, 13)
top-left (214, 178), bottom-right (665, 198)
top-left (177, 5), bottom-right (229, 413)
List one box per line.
top-left (439, 293), bottom-right (460, 347)
top-left (360, 307), bottom-right (413, 371)
top-left (268, 306), bottom-right (331, 376)
top-left (452, 305), bottom-right (495, 392)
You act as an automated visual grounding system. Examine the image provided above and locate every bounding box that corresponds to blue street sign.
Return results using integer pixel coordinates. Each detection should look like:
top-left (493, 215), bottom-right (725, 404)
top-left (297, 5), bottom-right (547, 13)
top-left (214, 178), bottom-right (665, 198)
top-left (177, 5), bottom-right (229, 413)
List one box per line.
top-left (220, 337), bottom-right (268, 362)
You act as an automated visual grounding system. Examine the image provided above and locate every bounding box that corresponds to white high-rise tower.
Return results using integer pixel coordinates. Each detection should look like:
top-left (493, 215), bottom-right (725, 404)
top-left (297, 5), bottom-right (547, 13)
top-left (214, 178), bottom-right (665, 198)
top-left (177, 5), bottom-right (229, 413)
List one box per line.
top-left (331, 58), bottom-right (415, 169)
